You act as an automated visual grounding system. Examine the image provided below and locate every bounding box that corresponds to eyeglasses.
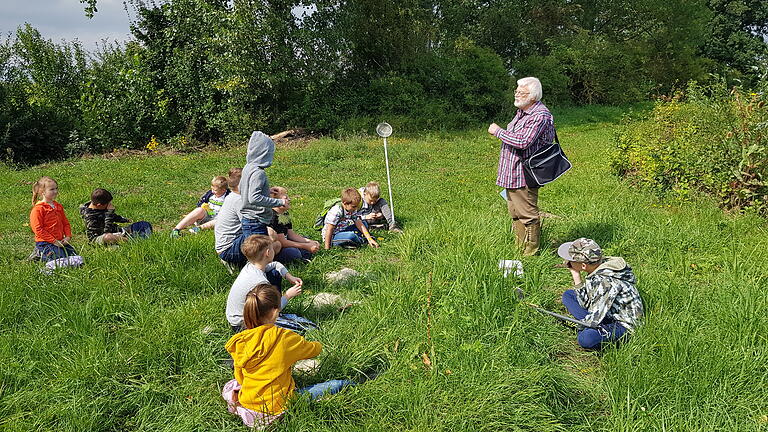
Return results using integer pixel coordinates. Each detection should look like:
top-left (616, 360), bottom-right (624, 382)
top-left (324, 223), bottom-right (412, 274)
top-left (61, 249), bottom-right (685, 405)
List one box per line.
top-left (514, 89), bottom-right (530, 96)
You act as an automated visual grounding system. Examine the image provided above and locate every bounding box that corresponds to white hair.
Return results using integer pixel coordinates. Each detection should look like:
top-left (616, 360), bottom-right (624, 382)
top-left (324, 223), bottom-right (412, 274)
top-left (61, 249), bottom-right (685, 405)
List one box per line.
top-left (517, 77), bottom-right (542, 101)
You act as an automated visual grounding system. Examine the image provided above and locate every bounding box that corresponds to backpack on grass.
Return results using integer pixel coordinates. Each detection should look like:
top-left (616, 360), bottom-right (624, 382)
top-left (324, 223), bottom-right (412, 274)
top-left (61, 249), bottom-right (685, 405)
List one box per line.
top-left (313, 198), bottom-right (342, 229)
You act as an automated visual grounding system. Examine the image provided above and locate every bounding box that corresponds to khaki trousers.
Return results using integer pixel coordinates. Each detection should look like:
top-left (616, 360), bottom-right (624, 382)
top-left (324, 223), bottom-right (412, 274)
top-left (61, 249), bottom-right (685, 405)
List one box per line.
top-left (505, 187), bottom-right (539, 225)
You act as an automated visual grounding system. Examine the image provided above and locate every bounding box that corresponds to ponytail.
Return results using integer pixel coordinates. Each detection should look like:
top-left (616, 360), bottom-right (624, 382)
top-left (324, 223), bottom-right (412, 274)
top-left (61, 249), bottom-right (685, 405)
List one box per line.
top-left (32, 176), bottom-right (56, 205)
top-left (243, 284), bottom-right (281, 329)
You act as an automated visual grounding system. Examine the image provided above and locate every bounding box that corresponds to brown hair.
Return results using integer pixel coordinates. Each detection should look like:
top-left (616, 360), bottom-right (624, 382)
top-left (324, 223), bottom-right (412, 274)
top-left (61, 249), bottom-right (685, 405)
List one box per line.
top-left (227, 168), bottom-right (242, 189)
top-left (212, 176), bottom-right (228, 189)
top-left (240, 234), bottom-right (273, 262)
top-left (341, 187), bottom-right (361, 206)
top-left (243, 284), bottom-right (281, 329)
top-left (270, 186), bottom-right (288, 199)
top-left (91, 188), bottom-right (113, 205)
top-left (31, 176), bottom-right (57, 205)
top-left (364, 182), bottom-right (380, 201)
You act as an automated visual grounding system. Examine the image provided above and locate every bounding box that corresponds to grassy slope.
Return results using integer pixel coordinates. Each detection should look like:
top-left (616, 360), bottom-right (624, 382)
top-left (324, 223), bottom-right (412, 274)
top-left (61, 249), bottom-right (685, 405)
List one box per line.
top-left (1, 105), bottom-right (766, 431)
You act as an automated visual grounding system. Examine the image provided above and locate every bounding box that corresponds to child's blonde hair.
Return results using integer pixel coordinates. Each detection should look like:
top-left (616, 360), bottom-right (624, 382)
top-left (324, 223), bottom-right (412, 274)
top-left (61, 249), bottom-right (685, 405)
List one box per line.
top-left (240, 234), bottom-right (273, 262)
top-left (364, 182), bottom-right (380, 201)
top-left (31, 176), bottom-right (57, 205)
top-left (212, 176), bottom-right (228, 189)
top-left (341, 187), bottom-right (361, 206)
top-left (243, 284), bottom-right (282, 329)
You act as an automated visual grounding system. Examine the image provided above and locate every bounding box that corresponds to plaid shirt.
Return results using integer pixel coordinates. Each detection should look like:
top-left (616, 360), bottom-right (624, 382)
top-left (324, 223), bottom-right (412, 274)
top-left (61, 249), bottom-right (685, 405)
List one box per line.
top-left (494, 101), bottom-right (555, 189)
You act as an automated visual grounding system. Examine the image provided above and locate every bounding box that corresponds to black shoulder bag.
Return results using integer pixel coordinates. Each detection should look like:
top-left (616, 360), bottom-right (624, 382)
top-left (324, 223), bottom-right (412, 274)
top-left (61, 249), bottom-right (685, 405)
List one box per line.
top-left (520, 130), bottom-right (572, 188)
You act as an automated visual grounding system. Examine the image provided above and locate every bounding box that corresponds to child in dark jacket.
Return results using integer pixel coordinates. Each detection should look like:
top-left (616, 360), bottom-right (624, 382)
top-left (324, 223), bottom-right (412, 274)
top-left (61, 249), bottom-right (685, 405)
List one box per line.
top-left (79, 188), bottom-right (152, 245)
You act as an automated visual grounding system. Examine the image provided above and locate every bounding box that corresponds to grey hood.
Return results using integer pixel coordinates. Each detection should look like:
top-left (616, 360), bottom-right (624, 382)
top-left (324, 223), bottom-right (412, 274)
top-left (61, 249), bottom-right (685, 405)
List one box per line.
top-left (246, 131), bottom-right (275, 168)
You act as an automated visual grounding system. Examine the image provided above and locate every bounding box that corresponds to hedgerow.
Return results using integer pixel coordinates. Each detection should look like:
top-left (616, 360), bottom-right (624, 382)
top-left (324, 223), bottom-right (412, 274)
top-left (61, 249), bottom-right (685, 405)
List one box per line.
top-left (612, 76), bottom-right (768, 216)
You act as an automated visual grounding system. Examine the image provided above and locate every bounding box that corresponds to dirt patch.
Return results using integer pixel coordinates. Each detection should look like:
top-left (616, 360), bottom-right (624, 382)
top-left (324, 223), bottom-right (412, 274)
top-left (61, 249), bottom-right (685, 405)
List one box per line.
top-left (271, 129), bottom-right (321, 148)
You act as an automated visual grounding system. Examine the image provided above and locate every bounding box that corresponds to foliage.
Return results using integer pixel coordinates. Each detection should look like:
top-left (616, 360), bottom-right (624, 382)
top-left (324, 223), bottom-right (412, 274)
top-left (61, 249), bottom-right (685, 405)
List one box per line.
top-left (3, 0), bottom-right (767, 164)
top-left (612, 77), bottom-right (768, 215)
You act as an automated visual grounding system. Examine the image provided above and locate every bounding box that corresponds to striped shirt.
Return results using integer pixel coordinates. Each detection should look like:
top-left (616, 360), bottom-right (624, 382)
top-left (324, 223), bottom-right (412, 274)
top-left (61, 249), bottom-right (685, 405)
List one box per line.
top-left (494, 101), bottom-right (555, 189)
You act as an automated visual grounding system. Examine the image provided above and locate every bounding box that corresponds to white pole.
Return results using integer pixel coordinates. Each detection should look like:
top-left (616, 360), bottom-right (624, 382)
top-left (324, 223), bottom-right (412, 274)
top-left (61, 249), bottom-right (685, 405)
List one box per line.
top-left (383, 136), bottom-right (395, 221)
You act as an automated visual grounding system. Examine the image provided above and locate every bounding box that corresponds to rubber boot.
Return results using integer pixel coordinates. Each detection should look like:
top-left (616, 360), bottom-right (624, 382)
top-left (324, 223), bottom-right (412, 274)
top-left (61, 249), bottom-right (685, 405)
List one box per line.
top-left (513, 220), bottom-right (526, 248)
top-left (523, 222), bottom-right (541, 256)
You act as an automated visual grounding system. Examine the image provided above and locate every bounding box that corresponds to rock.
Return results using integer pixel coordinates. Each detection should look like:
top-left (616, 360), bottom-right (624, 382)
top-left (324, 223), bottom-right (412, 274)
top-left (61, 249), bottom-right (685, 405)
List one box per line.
top-left (325, 267), bottom-right (362, 284)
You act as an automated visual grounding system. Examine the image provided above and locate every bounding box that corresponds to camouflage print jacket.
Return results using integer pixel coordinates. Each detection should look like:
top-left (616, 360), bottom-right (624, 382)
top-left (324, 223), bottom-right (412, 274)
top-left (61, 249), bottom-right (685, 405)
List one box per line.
top-left (575, 257), bottom-right (644, 332)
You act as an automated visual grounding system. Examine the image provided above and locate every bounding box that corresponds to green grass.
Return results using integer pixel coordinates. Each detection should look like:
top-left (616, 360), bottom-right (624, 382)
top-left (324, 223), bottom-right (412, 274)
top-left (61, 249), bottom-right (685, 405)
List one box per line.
top-left (1, 105), bottom-right (767, 431)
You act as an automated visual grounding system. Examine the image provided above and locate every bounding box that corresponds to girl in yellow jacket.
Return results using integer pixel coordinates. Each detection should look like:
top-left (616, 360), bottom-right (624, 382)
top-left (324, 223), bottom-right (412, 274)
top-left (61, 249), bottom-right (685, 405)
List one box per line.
top-left (223, 284), bottom-right (353, 428)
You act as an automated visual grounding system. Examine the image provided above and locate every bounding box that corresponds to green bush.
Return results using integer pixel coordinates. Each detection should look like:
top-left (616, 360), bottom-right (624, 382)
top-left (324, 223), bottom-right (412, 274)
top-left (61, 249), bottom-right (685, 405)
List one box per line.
top-left (612, 78), bottom-right (768, 215)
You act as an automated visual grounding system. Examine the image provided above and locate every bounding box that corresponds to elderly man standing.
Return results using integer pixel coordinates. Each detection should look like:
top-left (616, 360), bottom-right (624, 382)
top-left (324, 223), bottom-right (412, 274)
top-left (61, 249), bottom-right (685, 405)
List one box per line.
top-left (488, 77), bottom-right (555, 256)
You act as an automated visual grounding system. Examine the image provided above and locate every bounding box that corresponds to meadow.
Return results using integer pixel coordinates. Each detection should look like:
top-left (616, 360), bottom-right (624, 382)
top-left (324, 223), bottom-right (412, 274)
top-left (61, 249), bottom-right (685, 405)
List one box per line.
top-left (1, 105), bottom-right (767, 431)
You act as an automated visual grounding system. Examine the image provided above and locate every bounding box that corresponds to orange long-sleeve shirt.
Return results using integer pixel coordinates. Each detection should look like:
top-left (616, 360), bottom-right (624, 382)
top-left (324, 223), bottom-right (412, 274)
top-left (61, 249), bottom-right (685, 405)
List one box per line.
top-left (30, 201), bottom-right (72, 243)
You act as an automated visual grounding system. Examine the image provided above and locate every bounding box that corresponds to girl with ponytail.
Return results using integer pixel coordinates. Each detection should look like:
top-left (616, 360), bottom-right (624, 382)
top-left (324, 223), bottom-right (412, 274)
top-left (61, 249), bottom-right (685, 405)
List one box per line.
top-left (223, 284), bottom-right (354, 428)
top-left (29, 176), bottom-right (76, 261)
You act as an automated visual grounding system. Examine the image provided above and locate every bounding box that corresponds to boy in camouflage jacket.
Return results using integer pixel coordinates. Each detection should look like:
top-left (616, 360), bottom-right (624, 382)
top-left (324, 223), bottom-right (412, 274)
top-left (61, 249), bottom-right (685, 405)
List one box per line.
top-left (557, 238), bottom-right (644, 349)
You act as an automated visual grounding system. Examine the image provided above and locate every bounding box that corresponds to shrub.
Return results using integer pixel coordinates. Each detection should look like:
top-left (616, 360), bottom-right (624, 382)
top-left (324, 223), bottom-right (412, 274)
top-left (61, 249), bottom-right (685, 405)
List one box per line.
top-left (612, 77), bottom-right (768, 215)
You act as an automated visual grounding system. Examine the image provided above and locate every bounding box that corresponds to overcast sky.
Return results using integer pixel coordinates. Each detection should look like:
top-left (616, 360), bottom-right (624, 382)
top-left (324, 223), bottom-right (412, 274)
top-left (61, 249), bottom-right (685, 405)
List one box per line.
top-left (1, 0), bottom-right (133, 50)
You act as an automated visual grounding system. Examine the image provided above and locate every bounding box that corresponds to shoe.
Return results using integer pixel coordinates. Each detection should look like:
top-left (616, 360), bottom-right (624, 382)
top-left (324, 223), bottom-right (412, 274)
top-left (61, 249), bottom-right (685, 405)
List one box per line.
top-left (188, 226), bottom-right (201, 234)
top-left (170, 229), bottom-right (181, 239)
top-left (26, 249), bottom-right (42, 262)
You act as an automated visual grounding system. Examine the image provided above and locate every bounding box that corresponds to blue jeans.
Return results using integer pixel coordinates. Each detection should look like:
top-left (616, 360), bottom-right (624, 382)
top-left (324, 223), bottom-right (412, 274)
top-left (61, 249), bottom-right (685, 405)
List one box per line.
top-left (297, 379), bottom-right (355, 400)
top-left (242, 218), bottom-right (268, 237)
top-left (218, 234), bottom-right (248, 267)
top-left (266, 269), bottom-right (282, 289)
top-left (35, 241), bottom-right (77, 262)
top-left (275, 247), bottom-right (313, 264)
top-left (562, 289), bottom-right (628, 350)
top-left (125, 221), bottom-right (153, 239)
top-left (331, 223), bottom-right (367, 247)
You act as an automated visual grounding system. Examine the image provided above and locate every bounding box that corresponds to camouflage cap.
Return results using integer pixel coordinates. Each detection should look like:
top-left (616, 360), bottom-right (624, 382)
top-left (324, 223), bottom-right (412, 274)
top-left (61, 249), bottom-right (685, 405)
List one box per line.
top-left (557, 238), bottom-right (603, 263)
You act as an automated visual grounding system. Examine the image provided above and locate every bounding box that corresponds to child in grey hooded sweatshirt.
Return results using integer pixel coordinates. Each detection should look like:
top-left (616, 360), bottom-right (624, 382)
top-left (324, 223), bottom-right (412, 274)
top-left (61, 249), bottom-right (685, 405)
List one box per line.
top-left (239, 132), bottom-right (289, 237)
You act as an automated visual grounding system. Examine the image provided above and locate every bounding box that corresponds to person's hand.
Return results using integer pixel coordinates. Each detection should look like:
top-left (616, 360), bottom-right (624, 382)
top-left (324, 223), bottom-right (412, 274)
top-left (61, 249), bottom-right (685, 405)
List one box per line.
top-left (54, 240), bottom-right (65, 247)
top-left (285, 285), bottom-right (302, 300)
top-left (488, 123), bottom-right (501, 136)
top-left (61, 236), bottom-right (71, 245)
top-left (286, 274), bottom-right (303, 290)
top-left (107, 203), bottom-right (115, 210)
top-left (282, 198), bottom-right (290, 209)
top-left (368, 238), bottom-right (380, 248)
top-left (308, 241), bottom-right (320, 254)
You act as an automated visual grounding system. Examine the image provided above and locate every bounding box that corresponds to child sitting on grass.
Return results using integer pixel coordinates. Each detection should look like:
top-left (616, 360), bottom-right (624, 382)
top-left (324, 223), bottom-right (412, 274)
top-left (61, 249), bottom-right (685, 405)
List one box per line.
top-left (269, 186), bottom-right (320, 264)
top-left (29, 176), bottom-right (77, 262)
top-left (170, 174), bottom-right (231, 238)
top-left (359, 181), bottom-right (400, 232)
top-left (223, 283), bottom-right (354, 429)
top-left (79, 188), bottom-right (152, 245)
top-left (239, 131), bottom-right (289, 237)
top-left (323, 188), bottom-right (379, 250)
top-left (557, 238), bottom-right (644, 350)
top-left (226, 235), bottom-right (303, 332)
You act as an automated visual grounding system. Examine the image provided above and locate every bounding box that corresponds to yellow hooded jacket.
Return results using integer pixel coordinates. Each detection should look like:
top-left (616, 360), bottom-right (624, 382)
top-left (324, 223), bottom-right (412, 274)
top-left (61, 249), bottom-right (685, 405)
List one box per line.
top-left (225, 324), bottom-right (322, 414)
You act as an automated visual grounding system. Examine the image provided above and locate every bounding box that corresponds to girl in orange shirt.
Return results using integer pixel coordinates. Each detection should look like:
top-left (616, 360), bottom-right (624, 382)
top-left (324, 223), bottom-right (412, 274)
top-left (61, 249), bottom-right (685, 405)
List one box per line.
top-left (29, 176), bottom-right (76, 262)
top-left (223, 284), bottom-right (354, 428)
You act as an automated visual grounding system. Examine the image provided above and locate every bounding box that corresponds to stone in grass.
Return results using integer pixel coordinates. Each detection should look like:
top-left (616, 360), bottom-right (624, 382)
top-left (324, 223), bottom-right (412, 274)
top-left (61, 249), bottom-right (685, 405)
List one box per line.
top-left (310, 292), bottom-right (360, 309)
top-left (325, 267), bottom-right (363, 284)
top-left (294, 359), bottom-right (320, 376)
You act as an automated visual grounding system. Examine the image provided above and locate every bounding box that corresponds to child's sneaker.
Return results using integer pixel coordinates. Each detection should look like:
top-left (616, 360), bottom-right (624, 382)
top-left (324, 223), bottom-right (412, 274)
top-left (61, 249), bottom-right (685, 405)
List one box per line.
top-left (170, 229), bottom-right (181, 239)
